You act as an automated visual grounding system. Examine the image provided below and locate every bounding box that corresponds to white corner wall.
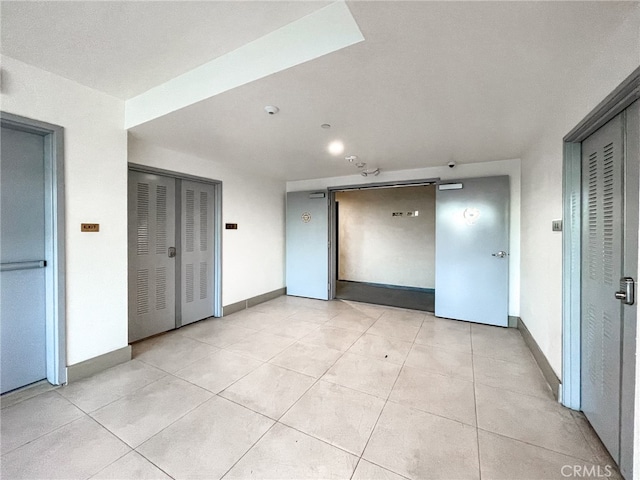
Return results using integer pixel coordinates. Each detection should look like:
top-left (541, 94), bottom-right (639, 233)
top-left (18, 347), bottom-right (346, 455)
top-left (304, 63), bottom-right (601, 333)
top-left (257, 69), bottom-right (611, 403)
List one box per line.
top-left (128, 138), bottom-right (286, 306)
top-left (519, 7), bottom-right (640, 379)
top-left (287, 158), bottom-right (522, 316)
top-left (1, 55), bottom-right (128, 366)
top-left (337, 186), bottom-right (436, 288)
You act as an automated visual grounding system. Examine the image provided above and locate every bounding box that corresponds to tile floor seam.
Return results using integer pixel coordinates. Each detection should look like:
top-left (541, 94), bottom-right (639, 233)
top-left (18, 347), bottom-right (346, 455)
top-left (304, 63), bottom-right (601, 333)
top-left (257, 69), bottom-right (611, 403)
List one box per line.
top-left (0, 382), bottom-right (60, 410)
top-left (90, 385), bottom-right (213, 450)
top-left (470, 336), bottom-right (483, 480)
top-left (218, 419), bottom-right (280, 479)
top-left (475, 426), bottom-right (614, 468)
top-left (273, 324), bottom-right (371, 423)
top-left (57, 372), bottom-right (171, 415)
top-left (472, 378), bottom-right (553, 401)
top-left (0, 410), bottom-right (91, 458)
top-left (383, 398), bottom-right (478, 429)
top-left (175, 358), bottom-right (266, 395)
top-left (131, 448), bottom-right (178, 479)
top-left (214, 392), bottom-right (282, 422)
top-left (87, 448), bottom-right (134, 480)
top-left (349, 325), bottom-right (418, 480)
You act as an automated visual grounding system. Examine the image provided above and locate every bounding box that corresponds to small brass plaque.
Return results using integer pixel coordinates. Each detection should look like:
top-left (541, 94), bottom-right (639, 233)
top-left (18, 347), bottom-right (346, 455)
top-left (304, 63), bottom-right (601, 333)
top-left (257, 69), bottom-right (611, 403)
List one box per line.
top-left (225, 223), bottom-right (238, 230)
top-left (81, 223), bottom-right (100, 232)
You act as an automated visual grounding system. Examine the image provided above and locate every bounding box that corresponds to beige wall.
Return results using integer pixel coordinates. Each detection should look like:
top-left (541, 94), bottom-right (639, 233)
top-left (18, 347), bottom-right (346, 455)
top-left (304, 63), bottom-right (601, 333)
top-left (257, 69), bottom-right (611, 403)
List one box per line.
top-left (336, 186), bottom-right (435, 289)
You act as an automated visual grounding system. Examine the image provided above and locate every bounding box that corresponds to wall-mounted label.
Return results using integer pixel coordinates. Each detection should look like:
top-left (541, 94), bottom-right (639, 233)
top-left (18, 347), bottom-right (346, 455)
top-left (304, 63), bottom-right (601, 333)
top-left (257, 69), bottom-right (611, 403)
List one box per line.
top-left (81, 223), bottom-right (99, 232)
top-left (225, 223), bottom-right (238, 230)
top-left (392, 212), bottom-right (403, 217)
top-left (552, 219), bottom-right (562, 232)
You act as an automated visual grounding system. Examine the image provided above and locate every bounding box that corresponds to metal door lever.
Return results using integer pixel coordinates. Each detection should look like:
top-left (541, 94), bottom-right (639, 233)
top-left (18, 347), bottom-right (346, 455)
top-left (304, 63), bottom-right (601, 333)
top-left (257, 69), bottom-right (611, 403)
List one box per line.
top-left (492, 251), bottom-right (507, 258)
top-left (615, 277), bottom-right (635, 305)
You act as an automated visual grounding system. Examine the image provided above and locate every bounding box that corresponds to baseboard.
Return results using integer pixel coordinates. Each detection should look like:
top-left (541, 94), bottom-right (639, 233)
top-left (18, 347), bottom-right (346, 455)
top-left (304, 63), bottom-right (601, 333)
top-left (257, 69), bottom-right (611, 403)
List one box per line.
top-left (223, 287), bottom-right (286, 316)
top-left (508, 316), bottom-right (519, 328)
top-left (517, 317), bottom-right (562, 400)
top-left (66, 345), bottom-right (132, 383)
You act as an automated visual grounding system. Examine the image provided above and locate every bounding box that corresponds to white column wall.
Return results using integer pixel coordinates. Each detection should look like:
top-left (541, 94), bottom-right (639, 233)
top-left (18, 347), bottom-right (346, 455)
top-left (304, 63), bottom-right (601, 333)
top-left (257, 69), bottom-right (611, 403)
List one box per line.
top-left (1, 55), bottom-right (128, 365)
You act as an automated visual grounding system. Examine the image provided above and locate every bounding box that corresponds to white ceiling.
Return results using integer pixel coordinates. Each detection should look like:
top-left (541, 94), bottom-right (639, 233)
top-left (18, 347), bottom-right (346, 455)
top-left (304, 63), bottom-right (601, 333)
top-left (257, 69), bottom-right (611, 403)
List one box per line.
top-left (2, 1), bottom-right (638, 180)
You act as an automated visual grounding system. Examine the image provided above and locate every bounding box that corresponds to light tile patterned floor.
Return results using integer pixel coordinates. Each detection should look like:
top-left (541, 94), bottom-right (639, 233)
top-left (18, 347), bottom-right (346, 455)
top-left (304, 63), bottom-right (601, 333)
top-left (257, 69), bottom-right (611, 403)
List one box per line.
top-left (1, 297), bottom-right (620, 480)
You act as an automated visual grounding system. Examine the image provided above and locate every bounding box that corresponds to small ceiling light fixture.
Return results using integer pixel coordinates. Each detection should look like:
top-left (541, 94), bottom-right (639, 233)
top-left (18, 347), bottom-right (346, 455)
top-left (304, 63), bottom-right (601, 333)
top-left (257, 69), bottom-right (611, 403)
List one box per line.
top-left (264, 105), bottom-right (279, 115)
top-left (361, 168), bottom-right (380, 177)
top-left (345, 155), bottom-right (357, 163)
top-left (321, 124), bottom-right (331, 129)
top-left (328, 140), bottom-right (345, 156)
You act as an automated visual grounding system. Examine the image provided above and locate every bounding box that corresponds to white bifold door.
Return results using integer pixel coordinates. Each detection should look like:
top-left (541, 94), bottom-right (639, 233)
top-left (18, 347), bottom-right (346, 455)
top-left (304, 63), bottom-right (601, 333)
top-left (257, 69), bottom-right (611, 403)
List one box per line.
top-left (128, 171), bottom-right (216, 342)
top-left (435, 176), bottom-right (510, 326)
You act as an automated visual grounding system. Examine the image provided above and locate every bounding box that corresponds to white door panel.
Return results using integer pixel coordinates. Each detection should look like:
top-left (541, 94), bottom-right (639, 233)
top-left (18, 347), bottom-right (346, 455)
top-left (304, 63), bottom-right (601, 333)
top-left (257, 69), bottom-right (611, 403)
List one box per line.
top-left (128, 172), bottom-right (177, 342)
top-left (179, 180), bottom-right (215, 326)
top-left (435, 176), bottom-right (510, 326)
top-left (286, 191), bottom-right (329, 300)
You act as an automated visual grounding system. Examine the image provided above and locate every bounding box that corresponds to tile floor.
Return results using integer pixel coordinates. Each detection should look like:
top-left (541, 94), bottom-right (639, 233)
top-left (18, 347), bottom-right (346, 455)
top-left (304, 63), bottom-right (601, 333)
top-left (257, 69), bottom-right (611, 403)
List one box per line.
top-left (1, 296), bottom-right (619, 480)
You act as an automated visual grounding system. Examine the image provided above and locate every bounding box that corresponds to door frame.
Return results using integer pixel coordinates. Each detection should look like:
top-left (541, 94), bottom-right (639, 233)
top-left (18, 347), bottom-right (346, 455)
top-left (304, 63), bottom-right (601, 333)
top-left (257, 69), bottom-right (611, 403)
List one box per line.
top-left (128, 163), bottom-right (223, 319)
top-left (328, 178), bottom-right (439, 299)
top-left (1, 112), bottom-right (67, 386)
top-left (562, 67), bottom-right (640, 474)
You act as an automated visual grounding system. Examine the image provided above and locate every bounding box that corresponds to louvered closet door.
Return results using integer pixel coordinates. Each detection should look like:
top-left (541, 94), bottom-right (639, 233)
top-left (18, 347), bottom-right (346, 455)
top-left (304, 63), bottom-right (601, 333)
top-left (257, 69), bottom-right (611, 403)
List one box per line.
top-left (580, 112), bottom-right (624, 461)
top-left (128, 172), bottom-right (176, 342)
top-left (179, 180), bottom-right (215, 326)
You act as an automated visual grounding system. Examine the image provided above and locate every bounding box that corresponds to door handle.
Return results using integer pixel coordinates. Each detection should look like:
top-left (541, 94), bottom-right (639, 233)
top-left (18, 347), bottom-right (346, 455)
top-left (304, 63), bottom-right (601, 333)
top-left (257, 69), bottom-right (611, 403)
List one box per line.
top-left (492, 251), bottom-right (507, 258)
top-left (168, 247), bottom-right (176, 258)
top-left (615, 277), bottom-right (635, 305)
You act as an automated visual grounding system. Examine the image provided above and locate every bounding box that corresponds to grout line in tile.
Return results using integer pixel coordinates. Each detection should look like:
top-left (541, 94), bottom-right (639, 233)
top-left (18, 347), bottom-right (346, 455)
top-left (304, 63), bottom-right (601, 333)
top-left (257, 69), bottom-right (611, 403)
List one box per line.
top-left (471, 333), bottom-right (483, 480)
top-left (349, 317), bottom-right (418, 479)
top-left (218, 419), bottom-right (280, 479)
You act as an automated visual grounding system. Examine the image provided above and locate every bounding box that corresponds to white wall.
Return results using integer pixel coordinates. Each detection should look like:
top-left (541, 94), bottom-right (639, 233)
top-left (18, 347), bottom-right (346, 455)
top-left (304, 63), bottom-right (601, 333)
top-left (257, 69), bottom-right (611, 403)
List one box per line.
top-left (519, 8), bottom-right (640, 379)
top-left (337, 186), bottom-right (436, 288)
top-left (288, 157), bottom-right (521, 316)
top-left (1, 55), bottom-right (128, 366)
top-left (128, 138), bottom-right (286, 306)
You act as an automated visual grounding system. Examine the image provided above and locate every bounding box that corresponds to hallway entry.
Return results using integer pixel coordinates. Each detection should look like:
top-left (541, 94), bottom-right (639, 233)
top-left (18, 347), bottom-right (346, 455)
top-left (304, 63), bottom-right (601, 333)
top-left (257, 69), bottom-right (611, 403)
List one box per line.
top-left (128, 168), bottom-right (221, 342)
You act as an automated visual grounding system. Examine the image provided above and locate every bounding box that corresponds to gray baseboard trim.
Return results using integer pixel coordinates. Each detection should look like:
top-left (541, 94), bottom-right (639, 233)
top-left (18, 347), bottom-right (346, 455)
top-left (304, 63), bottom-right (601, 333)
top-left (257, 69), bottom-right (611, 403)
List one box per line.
top-left (508, 316), bottom-right (519, 328)
top-left (517, 317), bottom-right (562, 400)
top-left (66, 345), bottom-right (132, 383)
top-left (223, 287), bottom-right (286, 316)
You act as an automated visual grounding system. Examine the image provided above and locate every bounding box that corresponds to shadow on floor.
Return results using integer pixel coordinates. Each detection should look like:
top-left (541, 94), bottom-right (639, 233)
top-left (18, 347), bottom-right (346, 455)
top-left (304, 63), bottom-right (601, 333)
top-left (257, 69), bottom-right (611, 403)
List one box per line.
top-left (336, 280), bottom-right (434, 312)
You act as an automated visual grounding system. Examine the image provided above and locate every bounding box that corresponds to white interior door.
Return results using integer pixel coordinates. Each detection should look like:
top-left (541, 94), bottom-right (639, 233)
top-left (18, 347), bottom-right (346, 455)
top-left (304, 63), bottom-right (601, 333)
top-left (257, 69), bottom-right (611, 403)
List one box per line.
top-left (0, 126), bottom-right (47, 393)
top-left (435, 176), bottom-right (510, 326)
top-left (179, 180), bottom-right (215, 326)
top-left (128, 171), bottom-right (177, 342)
top-left (286, 191), bottom-right (329, 300)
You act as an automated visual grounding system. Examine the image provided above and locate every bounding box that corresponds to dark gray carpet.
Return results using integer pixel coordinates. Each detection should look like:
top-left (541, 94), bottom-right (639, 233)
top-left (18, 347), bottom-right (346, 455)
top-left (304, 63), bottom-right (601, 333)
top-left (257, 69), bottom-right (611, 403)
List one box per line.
top-left (336, 280), bottom-right (434, 313)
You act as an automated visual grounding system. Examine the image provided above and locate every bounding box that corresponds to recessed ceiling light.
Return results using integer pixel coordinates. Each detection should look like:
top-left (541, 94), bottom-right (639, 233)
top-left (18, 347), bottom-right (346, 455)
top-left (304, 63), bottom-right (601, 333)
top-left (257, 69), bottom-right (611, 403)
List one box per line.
top-left (321, 124), bottom-right (331, 129)
top-left (328, 140), bottom-right (344, 156)
top-left (264, 105), bottom-right (279, 115)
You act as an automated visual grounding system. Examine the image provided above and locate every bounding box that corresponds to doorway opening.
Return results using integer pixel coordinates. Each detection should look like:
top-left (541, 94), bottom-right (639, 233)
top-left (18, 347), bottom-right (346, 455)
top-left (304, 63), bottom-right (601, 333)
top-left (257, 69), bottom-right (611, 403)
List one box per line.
top-left (329, 181), bottom-right (437, 312)
top-left (0, 112), bottom-right (66, 393)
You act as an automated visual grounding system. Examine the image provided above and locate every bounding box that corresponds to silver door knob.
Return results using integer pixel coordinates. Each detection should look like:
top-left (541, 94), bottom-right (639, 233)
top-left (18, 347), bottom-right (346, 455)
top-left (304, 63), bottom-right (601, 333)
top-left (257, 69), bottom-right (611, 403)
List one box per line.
top-left (492, 251), bottom-right (507, 258)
